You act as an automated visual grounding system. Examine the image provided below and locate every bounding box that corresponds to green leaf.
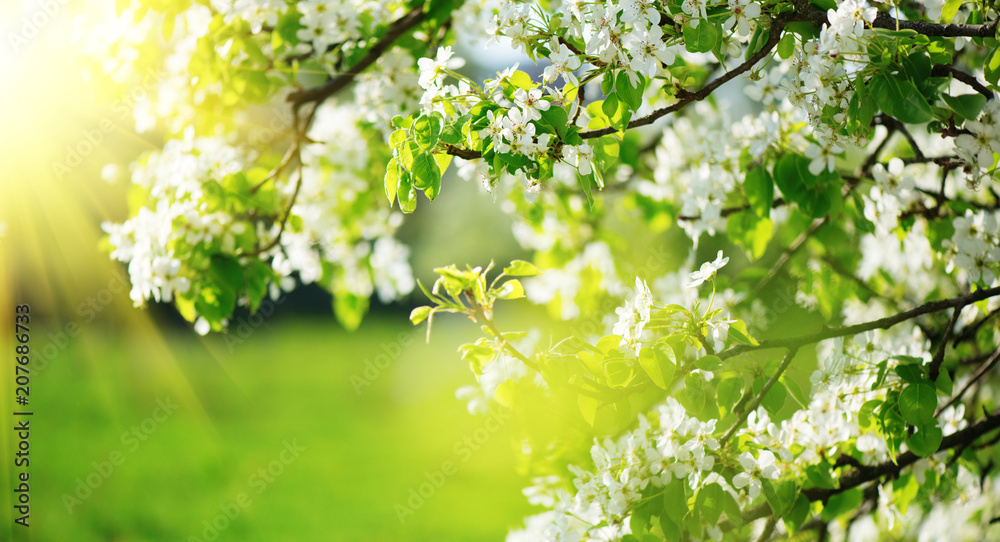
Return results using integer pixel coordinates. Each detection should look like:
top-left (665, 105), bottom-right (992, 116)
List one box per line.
top-left (720, 487), bottom-right (743, 526)
top-left (397, 173), bottom-right (417, 214)
top-left (728, 319), bottom-right (759, 346)
top-left (604, 360), bottom-right (633, 388)
top-left (717, 377), bottom-right (744, 413)
top-left (595, 334), bottom-right (622, 354)
top-left (940, 0), bottom-right (964, 21)
top-left (508, 70), bottom-right (535, 90)
top-left (821, 488), bottom-right (862, 521)
top-left (784, 494), bottom-right (811, 534)
top-left (898, 383), bottom-right (936, 425)
top-left (935, 370), bottom-right (953, 396)
top-left (748, 216), bottom-right (774, 260)
top-left (195, 284), bottom-right (234, 323)
top-left (745, 25), bottom-right (770, 59)
top-left (894, 364), bottom-right (924, 384)
top-left (696, 483), bottom-right (724, 525)
top-left (773, 153), bottom-right (810, 202)
top-left (901, 51), bottom-right (931, 81)
top-left (753, 376), bottom-right (787, 414)
top-left (615, 71), bottom-right (645, 112)
top-left (639, 343), bottom-right (676, 389)
top-left (942, 93), bottom-right (987, 121)
top-left (384, 157), bottom-right (399, 204)
top-left (333, 291), bottom-right (368, 331)
top-left (777, 32), bottom-right (795, 59)
top-left (762, 479), bottom-right (783, 515)
top-left (744, 167), bottom-right (774, 217)
top-left (538, 105), bottom-right (570, 139)
top-left (497, 279), bottom-right (525, 299)
top-left (412, 113), bottom-right (443, 150)
top-left (870, 73), bottom-right (933, 124)
top-left (210, 255), bottom-right (244, 292)
top-left (679, 373), bottom-right (707, 413)
top-left (629, 505), bottom-right (651, 536)
top-left (460, 342), bottom-right (495, 375)
top-left (662, 481), bottom-right (688, 525)
top-left (785, 377), bottom-right (808, 409)
top-left (602, 93), bottom-right (620, 118)
top-left (659, 515), bottom-right (681, 541)
top-left (409, 306), bottom-right (432, 325)
top-left (601, 71), bottom-right (615, 96)
top-left (684, 21), bottom-right (719, 53)
top-left (410, 152), bottom-right (442, 191)
top-left (439, 123), bottom-right (462, 145)
top-left (804, 463), bottom-right (836, 489)
top-left (577, 173), bottom-right (594, 207)
top-left (986, 45), bottom-right (1000, 85)
top-left (906, 423), bottom-right (943, 457)
top-left (695, 354), bottom-right (722, 371)
top-left (503, 260), bottom-right (542, 276)
top-left (494, 380), bottom-right (517, 407)
top-left (243, 260), bottom-right (271, 313)
top-left (858, 399), bottom-right (881, 429)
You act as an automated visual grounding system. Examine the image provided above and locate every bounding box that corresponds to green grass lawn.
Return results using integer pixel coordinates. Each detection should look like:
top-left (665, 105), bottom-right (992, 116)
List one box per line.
top-left (6, 315), bottom-right (536, 541)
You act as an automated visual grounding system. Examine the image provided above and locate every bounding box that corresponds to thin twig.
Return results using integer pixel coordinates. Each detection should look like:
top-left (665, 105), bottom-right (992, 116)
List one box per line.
top-left (936, 346), bottom-right (1000, 416)
top-left (287, 8), bottom-right (426, 107)
top-left (751, 217), bottom-right (826, 296)
top-left (929, 305), bottom-right (964, 381)
top-left (720, 286), bottom-right (1000, 360)
top-left (720, 348), bottom-right (799, 445)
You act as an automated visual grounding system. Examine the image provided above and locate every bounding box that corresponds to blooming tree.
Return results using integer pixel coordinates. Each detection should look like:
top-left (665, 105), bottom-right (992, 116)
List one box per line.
top-left (83, 0), bottom-right (1000, 539)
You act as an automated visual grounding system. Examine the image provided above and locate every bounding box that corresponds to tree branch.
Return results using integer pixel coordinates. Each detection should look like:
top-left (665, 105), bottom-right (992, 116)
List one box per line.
top-left (871, 11), bottom-right (998, 38)
top-left (578, 17), bottom-right (792, 139)
top-left (287, 8), bottom-right (426, 107)
top-left (719, 286), bottom-right (1000, 360)
top-left (931, 64), bottom-right (995, 100)
top-left (929, 304), bottom-right (963, 381)
top-left (876, 115), bottom-right (925, 161)
top-left (802, 408), bottom-right (1000, 502)
top-left (440, 5), bottom-right (996, 161)
top-left (936, 345), bottom-right (1000, 416)
top-left (952, 306), bottom-right (1000, 347)
top-left (751, 217), bottom-right (827, 296)
top-left (735, 408), bottom-right (1000, 527)
top-left (720, 347), bottom-right (799, 446)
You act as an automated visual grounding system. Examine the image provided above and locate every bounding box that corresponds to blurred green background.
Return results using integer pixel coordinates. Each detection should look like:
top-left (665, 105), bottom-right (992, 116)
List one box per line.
top-left (2, 316), bottom-right (537, 541)
top-left (0, 2), bottom-right (539, 540)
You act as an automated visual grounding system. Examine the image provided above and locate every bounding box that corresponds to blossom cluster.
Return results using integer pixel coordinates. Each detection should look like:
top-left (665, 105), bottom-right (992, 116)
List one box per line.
top-left (102, 105), bottom-right (415, 332)
top-left (948, 210), bottom-right (1000, 285)
top-left (102, 134), bottom-right (250, 309)
top-left (507, 312), bottom-right (996, 540)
